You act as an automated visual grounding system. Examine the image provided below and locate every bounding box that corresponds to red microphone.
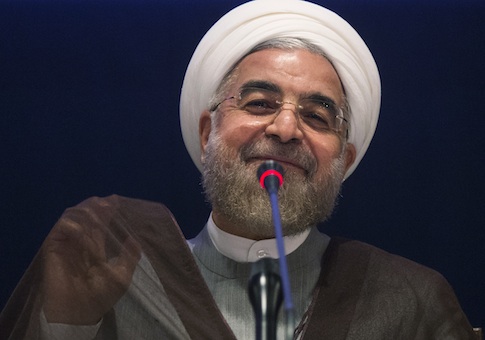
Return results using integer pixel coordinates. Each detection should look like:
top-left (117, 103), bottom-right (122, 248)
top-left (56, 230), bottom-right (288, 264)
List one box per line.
top-left (257, 160), bottom-right (284, 194)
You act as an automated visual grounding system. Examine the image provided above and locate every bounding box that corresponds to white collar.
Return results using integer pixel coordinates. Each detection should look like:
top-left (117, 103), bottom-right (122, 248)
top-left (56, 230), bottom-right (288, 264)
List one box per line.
top-left (206, 213), bottom-right (311, 263)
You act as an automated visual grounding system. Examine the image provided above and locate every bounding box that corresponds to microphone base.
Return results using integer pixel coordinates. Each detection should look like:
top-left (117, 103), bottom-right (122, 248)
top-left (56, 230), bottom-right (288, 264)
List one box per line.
top-left (248, 258), bottom-right (283, 340)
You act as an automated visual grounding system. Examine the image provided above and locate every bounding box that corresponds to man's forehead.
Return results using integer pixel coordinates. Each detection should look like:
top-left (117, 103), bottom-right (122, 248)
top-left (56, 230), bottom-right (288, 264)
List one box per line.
top-left (227, 48), bottom-right (344, 100)
top-left (234, 48), bottom-right (335, 76)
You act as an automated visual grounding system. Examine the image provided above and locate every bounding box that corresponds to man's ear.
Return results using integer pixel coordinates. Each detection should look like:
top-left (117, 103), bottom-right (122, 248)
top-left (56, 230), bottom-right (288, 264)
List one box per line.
top-left (199, 110), bottom-right (212, 163)
top-left (344, 143), bottom-right (357, 173)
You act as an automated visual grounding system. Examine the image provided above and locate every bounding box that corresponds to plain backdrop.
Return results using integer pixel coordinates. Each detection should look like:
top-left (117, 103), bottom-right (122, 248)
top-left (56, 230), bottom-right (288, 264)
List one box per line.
top-left (1, 0), bottom-right (484, 327)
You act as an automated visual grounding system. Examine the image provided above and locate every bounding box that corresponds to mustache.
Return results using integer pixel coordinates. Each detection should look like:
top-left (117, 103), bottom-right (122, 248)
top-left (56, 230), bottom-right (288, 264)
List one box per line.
top-left (239, 139), bottom-right (317, 175)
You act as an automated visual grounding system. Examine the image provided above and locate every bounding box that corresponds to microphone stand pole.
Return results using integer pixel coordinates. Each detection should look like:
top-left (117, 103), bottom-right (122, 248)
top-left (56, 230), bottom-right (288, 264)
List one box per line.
top-left (248, 258), bottom-right (283, 340)
top-left (248, 160), bottom-right (296, 340)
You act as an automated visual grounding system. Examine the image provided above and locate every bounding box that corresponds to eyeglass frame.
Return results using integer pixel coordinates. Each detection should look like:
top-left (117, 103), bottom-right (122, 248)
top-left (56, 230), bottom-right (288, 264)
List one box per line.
top-left (210, 86), bottom-right (349, 139)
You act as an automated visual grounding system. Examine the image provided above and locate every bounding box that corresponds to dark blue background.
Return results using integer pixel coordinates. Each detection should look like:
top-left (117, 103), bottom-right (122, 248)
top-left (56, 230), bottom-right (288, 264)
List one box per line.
top-left (1, 0), bottom-right (484, 327)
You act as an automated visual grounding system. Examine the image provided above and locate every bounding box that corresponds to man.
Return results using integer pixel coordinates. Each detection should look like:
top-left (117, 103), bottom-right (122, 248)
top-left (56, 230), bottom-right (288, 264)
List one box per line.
top-left (0, 0), bottom-right (475, 339)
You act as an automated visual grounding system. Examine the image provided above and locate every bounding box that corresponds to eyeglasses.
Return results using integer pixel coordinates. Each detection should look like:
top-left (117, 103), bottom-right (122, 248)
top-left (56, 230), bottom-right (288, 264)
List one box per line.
top-left (212, 87), bottom-right (348, 137)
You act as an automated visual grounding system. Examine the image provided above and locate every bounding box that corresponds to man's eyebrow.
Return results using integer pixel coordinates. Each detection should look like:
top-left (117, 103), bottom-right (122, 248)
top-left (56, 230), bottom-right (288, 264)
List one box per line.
top-left (306, 93), bottom-right (338, 107)
top-left (238, 81), bottom-right (339, 106)
top-left (239, 80), bottom-right (281, 93)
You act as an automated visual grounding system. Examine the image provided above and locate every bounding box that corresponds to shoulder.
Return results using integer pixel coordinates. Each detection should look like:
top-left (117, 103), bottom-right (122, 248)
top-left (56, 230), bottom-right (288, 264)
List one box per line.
top-left (330, 237), bottom-right (445, 285)
top-left (325, 237), bottom-right (457, 317)
top-left (325, 238), bottom-right (475, 338)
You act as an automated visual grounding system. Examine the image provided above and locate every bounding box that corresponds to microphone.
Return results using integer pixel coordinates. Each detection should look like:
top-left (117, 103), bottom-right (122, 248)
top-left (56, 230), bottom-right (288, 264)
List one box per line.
top-left (257, 160), bottom-right (284, 194)
top-left (250, 160), bottom-right (295, 340)
top-left (248, 258), bottom-right (283, 340)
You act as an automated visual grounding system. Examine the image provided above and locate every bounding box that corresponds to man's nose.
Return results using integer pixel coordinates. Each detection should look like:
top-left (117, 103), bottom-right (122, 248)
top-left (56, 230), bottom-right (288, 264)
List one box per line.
top-left (264, 105), bottom-right (304, 143)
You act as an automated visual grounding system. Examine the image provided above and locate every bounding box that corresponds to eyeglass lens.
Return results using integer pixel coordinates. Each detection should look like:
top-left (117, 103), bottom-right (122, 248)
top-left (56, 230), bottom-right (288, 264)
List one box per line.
top-left (237, 87), bottom-right (345, 133)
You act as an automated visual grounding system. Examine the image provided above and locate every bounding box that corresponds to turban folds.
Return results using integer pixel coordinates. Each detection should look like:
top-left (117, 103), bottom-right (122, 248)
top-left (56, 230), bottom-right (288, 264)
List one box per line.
top-left (180, 0), bottom-right (381, 179)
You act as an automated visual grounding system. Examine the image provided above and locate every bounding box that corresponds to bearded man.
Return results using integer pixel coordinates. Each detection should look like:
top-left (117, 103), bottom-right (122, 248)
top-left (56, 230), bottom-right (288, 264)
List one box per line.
top-left (0, 1), bottom-right (476, 339)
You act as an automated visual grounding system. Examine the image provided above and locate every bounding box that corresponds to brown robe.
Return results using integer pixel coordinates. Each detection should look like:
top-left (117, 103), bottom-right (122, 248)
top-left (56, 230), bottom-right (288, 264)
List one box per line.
top-left (0, 195), bottom-right (476, 339)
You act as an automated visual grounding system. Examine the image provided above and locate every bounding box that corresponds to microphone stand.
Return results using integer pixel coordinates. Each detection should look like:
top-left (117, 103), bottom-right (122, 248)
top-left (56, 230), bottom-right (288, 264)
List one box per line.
top-left (249, 160), bottom-right (296, 340)
top-left (248, 258), bottom-right (283, 340)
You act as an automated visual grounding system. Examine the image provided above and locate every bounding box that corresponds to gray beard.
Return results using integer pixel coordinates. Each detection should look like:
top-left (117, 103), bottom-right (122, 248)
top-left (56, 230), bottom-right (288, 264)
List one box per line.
top-left (202, 132), bottom-right (346, 239)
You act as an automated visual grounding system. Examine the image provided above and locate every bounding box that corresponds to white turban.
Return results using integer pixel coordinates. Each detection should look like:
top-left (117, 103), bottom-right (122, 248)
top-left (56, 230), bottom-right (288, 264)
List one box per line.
top-left (180, 0), bottom-right (380, 179)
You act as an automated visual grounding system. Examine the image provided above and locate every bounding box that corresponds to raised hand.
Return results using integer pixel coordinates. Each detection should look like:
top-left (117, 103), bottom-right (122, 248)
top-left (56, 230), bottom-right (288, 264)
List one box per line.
top-left (42, 196), bottom-right (141, 325)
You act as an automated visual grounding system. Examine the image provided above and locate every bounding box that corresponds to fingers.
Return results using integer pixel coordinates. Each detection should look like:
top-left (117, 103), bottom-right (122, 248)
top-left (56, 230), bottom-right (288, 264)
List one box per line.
top-left (45, 211), bottom-right (102, 265)
top-left (43, 196), bottom-right (126, 273)
top-left (44, 195), bottom-right (142, 271)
